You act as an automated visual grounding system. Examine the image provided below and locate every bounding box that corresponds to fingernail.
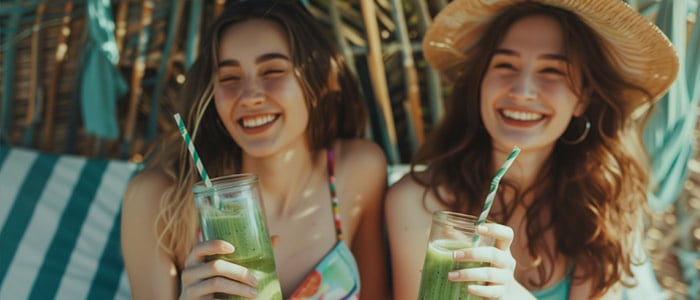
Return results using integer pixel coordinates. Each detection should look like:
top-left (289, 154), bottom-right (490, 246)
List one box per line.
top-left (249, 287), bottom-right (259, 297)
top-left (453, 251), bottom-right (465, 259)
top-left (477, 225), bottom-right (488, 233)
top-left (250, 275), bottom-right (259, 286)
top-left (222, 241), bottom-right (235, 252)
top-left (448, 271), bottom-right (459, 280)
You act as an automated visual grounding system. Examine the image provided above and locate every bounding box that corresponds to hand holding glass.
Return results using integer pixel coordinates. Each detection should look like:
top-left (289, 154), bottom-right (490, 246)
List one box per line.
top-left (193, 174), bottom-right (282, 300)
top-left (418, 211), bottom-right (494, 300)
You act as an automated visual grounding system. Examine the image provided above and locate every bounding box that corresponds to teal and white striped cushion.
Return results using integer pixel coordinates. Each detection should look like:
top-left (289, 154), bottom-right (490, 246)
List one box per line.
top-left (0, 146), bottom-right (139, 300)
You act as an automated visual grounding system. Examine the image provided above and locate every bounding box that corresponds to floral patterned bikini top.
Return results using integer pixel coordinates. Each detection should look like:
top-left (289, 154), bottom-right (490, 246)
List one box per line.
top-left (289, 150), bottom-right (361, 300)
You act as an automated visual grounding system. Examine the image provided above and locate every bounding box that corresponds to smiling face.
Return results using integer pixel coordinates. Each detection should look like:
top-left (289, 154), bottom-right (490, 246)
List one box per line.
top-left (480, 15), bottom-right (586, 153)
top-left (213, 19), bottom-right (309, 158)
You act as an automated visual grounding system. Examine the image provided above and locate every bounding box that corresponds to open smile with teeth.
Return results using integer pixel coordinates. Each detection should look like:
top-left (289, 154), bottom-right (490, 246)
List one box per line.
top-left (240, 114), bottom-right (279, 128)
top-left (501, 109), bottom-right (544, 121)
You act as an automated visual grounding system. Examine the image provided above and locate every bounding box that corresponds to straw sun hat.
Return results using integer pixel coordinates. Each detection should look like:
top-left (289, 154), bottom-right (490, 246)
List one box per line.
top-left (423, 0), bottom-right (679, 110)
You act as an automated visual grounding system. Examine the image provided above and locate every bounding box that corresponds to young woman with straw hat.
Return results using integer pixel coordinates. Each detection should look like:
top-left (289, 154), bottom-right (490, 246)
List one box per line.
top-left (121, 1), bottom-right (390, 299)
top-left (386, 0), bottom-right (679, 299)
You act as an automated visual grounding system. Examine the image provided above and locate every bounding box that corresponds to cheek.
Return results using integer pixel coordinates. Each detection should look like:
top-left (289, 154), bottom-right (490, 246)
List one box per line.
top-left (265, 76), bottom-right (301, 99)
top-left (213, 90), bottom-right (236, 122)
top-left (293, 104), bottom-right (311, 131)
top-left (214, 84), bottom-right (244, 109)
top-left (561, 95), bottom-right (581, 115)
top-left (479, 94), bottom-right (490, 119)
top-left (480, 78), bottom-right (500, 113)
top-left (480, 73), bottom-right (509, 100)
top-left (301, 107), bottom-right (310, 124)
top-left (541, 83), bottom-right (581, 109)
top-left (540, 80), bottom-right (576, 98)
top-left (216, 86), bottom-right (242, 100)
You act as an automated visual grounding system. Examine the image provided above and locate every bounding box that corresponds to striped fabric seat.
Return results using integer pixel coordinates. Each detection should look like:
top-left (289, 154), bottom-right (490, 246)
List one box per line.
top-left (0, 146), bottom-right (139, 300)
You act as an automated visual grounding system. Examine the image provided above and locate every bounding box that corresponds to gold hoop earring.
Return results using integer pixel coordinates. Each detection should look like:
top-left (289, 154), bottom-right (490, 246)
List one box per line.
top-left (560, 115), bottom-right (590, 145)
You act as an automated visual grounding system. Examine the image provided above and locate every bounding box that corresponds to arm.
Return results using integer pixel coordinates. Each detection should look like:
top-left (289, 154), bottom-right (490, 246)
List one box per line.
top-left (385, 175), bottom-right (434, 299)
top-left (121, 170), bottom-right (180, 299)
top-left (343, 140), bottom-right (392, 300)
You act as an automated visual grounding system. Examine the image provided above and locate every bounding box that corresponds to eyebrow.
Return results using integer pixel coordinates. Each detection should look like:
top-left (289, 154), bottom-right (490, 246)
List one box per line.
top-left (217, 52), bottom-right (290, 68)
top-left (493, 48), bottom-right (569, 62)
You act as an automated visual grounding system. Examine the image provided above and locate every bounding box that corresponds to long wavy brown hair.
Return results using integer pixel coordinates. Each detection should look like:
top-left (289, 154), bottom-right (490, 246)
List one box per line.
top-left (145, 0), bottom-right (368, 266)
top-left (412, 3), bottom-right (653, 297)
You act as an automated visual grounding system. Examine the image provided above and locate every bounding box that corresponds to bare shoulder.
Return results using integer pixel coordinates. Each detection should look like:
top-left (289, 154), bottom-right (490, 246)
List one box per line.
top-left (385, 170), bottom-right (450, 227)
top-left (386, 171), bottom-right (428, 213)
top-left (127, 168), bottom-right (173, 193)
top-left (333, 138), bottom-right (387, 167)
top-left (330, 138), bottom-right (387, 215)
top-left (333, 139), bottom-right (387, 187)
top-left (122, 169), bottom-right (173, 221)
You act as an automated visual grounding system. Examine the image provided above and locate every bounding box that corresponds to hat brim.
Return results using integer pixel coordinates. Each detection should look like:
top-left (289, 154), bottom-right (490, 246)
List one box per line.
top-left (423, 0), bottom-right (679, 109)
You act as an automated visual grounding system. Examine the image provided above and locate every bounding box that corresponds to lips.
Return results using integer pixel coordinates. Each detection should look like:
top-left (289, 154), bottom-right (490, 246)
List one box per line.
top-left (238, 113), bottom-right (280, 128)
top-left (500, 109), bottom-right (545, 121)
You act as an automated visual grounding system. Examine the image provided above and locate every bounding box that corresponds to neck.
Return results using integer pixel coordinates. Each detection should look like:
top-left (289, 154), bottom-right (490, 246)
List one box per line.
top-left (241, 146), bottom-right (321, 213)
top-left (492, 145), bottom-right (551, 192)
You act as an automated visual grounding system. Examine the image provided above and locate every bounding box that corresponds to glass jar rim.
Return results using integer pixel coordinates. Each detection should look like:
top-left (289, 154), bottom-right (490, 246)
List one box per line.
top-left (192, 173), bottom-right (259, 193)
top-left (432, 210), bottom-right (478, 232)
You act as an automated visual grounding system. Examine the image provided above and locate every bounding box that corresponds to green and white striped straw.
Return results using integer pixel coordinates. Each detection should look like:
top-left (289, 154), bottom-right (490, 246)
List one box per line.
top-left (474, 146), bottom-right (520, 244)
top-left (173, 113), bottom-right (213, 188)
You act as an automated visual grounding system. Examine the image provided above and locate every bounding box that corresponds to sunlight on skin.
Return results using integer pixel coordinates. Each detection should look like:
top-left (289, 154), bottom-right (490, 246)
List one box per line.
top-left (168, 264), bottom-right (177, 277)
top-left (294, 205), bottom-right (320, 220)
top-left (351, 205), bottom-right (362, 218)
top-left (302, 188), bottom-right (313, 198)
top-left (282, 149), bottom-right (296, 163)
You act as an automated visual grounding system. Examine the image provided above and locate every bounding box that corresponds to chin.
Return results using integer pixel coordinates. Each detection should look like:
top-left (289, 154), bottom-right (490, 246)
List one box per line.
top-left (236, 140), bottom-right (279, 157)
top-left (492, 136), bottom-right (555, 153)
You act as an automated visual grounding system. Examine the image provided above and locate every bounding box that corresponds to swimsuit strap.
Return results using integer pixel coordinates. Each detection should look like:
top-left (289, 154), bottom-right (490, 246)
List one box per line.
top-left (327, 149), bottom-right (343, 241)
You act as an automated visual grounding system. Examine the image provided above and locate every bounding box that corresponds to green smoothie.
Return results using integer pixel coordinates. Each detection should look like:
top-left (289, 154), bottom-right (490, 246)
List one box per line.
top-left (417, 239), bottom-right (489, 300)
top-left (200, 202), bottom-right (282, 300)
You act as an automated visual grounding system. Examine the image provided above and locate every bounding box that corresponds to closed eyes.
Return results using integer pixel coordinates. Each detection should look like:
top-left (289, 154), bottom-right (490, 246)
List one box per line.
top-left (263, 69), bottom-right (285, 77)
top-left (217, 69), bottom-right (286, 86)
top-left (492, 63), bottom-right (565, 78)
top-left (540, 67), bottom-right (565, 75)
top-left (219, 75), bottom-right (241, 84)
top-left (494, 63), bottom-right (516, 70)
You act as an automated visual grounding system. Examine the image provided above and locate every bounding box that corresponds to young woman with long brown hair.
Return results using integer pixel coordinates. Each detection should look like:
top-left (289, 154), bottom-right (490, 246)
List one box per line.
top-left (121, 1), bottom-right (390, 299)
top-left (386, 1), bottom-right (678, 299)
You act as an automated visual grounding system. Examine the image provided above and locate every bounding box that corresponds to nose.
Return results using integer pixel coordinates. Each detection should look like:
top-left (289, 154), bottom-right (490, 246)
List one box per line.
top-left (509, 73), bottom-right (537, 101)
top-left (238, 78), bottom-right (265, 107)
